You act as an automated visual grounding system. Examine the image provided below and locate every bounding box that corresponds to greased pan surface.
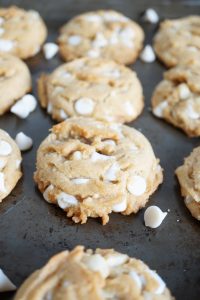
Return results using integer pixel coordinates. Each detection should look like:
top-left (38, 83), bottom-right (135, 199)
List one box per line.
top-left (0, 0), bottom-right (200, 299)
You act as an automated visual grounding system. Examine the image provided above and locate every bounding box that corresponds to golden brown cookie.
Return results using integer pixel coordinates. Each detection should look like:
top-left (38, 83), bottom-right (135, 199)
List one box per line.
top-left (38, 57), bottom-right (144, 123)
top-left (14, 246), bottom-right (174, 300)
top-left (176, 146), bottom-right (200, 221)
top-left (0, 53), bottom-right (31, 115)
top-left (58, 10), bottom-right (144, 65)
top-left (154, 16), bottom-right (200, 67)
top-left (34, 117), bottom-right (163, 225)
top-left (151, 65), bottom-right (200, 137)
top-left (0, 6), bottom-right (47, 59)
top-left (0, 129), bottom-right (22, 202)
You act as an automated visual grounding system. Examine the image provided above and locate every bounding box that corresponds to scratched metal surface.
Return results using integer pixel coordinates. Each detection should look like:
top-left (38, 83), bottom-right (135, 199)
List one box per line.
top-left (0, 0), bottom-right (199, 299)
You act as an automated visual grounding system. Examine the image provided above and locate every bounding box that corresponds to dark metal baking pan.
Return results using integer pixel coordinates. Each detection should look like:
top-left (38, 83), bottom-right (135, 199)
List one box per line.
top-left (0, 0), bottom-right (200, 299)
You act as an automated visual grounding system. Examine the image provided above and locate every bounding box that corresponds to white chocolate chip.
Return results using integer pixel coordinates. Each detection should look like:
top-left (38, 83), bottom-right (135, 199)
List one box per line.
top-left (0, 172), bottom-right (6, 193)
top-left (120, 28), bottom-right (135, 48)
top-left (129, 143), bottom-right (138, 151)
top-left (75, 97), bottom-right (95, 115)
top-left (83, 254), bottom-right (109, 278)
top-left (124, 101), bottom-right (135, 116)
top-left (0, 39), bottom-right (14, 52)
top-left (120, 27), bottom-right (135, 39)
top-left (43, 185), bottom-right (54, 203)
top-left (0, 158), bottom-right (7, 169)
top-left (92, 33), bottom-right (108, 48)
top-left (143, 291), bottom-right (153, 300)
top-left (178, 83), bottom-right (191, 100)
top-left (15, 132), bottom-right (33, 151)
top-left (186, 104), bottom-right (199, 119)
top-left (143, 8), bottom-right (159, 24)
top-left (0, 17), bottom-right (4, 26)
top-left (109, 124), bottom-right (123, 137)
top-left (43, 291), bottom-right (52, 300)
top-left (47, 103), bottom-right (53, 114)
top-left (187, 46), bottom-right (198, 52)
top-left (0, 28), bottom-right (5, 36)
top-left (127, 175), bottom-right (146, 196)
top-left (103, 12), bottom-right (128, 23)
top-left (0, 269), bottom-right (16, 292)
top-left (112, 197), bottom-right (127, 212)
top-left (91, 151), bottom-right (111, 162)
top-left (71, 178), bottom-right (89, 184)
top-left (15, 159), bottom-right (21, 169)
top-left (61, 71), bottom-right (72, 79)
top-left (57, 192), bottom-right (78, 209)
top-left (72, 151), bottom-right (82, 160)
top-left (147, 270), bottom-right (166, 294)
top-left (104, 162), bottom-right (120, 181)
top-left (110, 32), bottom-right (119, 45)
top-left (85, 14), bottom-right (102, 22)
top-left (129, 271), bottom-right (143, 290)
top-left (105, 253), bottom-right (128, 267)
top-left (144, 206), bottom-right (167, 228)
top-left (103, 139), bottom-right (116, 147)
top-left (185, 195), bottom-right (193, 204)
top-left (59, 109), bottom-right (68, 120)
top-left (68, 35), bottom-right (82, 46)
top-left (104, 69), bottom-right (121, 78)
top-left (153, 101), bottom-right (168, 118)
top-left (140, 45), bottom-right (156, 63)
top-left (10, 94), bottom-right (37, 119)
top-left (43, 43), bottom-right (58, 60)
top-left (87, 49), bottom-right (100, 58)
top-left (28, 10), bottom-right (40, 19)
top-left (0, 140), bottom-right (12, 156)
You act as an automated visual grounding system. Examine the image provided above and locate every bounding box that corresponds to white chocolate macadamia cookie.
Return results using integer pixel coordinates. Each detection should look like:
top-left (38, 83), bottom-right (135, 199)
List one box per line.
top-left (176, 146), bottom-right (200, 221)
top-left (0, 53), bottom-right (31, 115)
top-left (34, 118), bottom-right (163, 224)
top-left (152, 65), bottom-right (200, 137)
top-left (58, 10), bottom-right (144, 65)
top-left (0, 6), bottom-right (47, 59)
top-left (38, 57), bottom-right (144, 123)
top-left (14, 246), bottom-right (174, 300)
top-left (154, 16), bottom-right (200, 67)
top-left (0, 129), bottom-right (22, 203)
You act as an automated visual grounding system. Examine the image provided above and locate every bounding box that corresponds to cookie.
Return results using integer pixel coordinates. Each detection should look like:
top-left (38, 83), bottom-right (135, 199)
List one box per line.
top-left (151, 65), bottom-right (200, 137)
top-left (176, 146), bottom-right (200, 221)
top-left (154, 16), bottom-right (200, 67)
top-left (0, 6), bottom-right (47, 59)
top-left (34, 117), bottom-right (163, 225)
top-left (38, 57), bottom-right (144, 123)
top-left (14, 245), bottom-right (174, 300)
top-left (0, 129), bottom-right (22, 203)
top-left (58, 10), bottom-right (144, 65)
top-left (0, 53), bottom-right (31, 115)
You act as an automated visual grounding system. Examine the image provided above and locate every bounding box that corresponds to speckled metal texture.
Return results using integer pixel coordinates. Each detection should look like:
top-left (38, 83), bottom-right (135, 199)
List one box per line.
top-left (0, 1), bottom-right (200, 299)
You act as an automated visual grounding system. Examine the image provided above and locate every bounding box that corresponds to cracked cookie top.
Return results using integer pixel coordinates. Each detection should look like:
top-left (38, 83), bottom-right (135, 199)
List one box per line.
top-left (152, 64), bottom-right (200, 137)
top-left (58, 10), bottom-right (144, 65)
top-left (154, 16), bottom-right (200, 67)
top-left (38, 57), bottom-right (143, 123)
top-left (14, 246), bottom-right (174, 300)
top-left (0, 6), bottom-right (47, 59)
top-left (34, 117), bottom-right (163, 224)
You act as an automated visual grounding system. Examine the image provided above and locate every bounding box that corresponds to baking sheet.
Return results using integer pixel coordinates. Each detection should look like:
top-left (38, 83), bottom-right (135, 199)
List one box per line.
top-left (0, 0), bottom-right (200, 299)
